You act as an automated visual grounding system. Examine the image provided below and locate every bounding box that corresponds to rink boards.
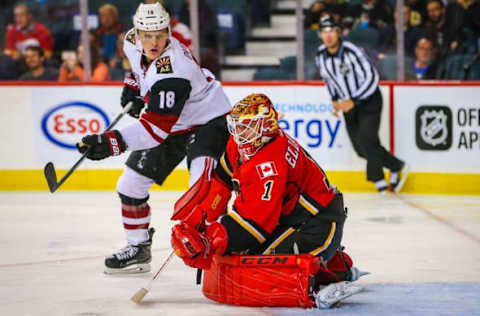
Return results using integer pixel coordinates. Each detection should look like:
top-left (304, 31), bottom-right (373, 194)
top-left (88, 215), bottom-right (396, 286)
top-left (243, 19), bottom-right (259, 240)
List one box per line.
top-left (0, 81), bottom-right (479, 194)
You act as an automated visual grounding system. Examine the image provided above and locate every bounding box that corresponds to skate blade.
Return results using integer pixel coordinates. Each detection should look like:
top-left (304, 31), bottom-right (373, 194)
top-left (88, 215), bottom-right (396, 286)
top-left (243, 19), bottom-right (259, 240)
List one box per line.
top-left (315, 281), bottom-right (364, 309)
top-left (104, 263), bottom-right (151, 275)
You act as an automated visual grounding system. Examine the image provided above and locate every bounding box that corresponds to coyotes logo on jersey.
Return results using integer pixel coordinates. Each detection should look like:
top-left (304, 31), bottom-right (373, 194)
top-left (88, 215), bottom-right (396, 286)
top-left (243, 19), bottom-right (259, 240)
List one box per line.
top-left (256, 161), bottom-right (278, 179)
top-left (156, 56), bottom-right (173, 73)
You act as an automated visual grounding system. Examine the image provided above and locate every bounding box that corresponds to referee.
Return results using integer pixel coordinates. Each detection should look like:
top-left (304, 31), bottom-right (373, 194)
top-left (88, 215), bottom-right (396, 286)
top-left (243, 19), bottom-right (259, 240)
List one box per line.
top-left (315, 16), bottom-right (408, 193)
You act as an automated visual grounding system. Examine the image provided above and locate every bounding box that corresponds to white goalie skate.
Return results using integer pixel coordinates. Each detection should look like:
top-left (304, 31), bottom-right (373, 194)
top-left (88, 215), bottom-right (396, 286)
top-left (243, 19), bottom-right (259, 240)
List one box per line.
top-left (314, 281), bottom-right (364, 309)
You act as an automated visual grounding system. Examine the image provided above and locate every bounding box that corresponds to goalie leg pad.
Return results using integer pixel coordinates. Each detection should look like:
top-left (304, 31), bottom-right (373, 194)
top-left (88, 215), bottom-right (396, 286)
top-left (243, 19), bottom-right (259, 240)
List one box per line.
top-left (172, 157), bottom-right (215, 221)
top-left (202, 254), bottom-right (320, 307)
top-left (172, 157), bottom-right (231, 223)
top-left (198, 175), bottom-right (231, 223)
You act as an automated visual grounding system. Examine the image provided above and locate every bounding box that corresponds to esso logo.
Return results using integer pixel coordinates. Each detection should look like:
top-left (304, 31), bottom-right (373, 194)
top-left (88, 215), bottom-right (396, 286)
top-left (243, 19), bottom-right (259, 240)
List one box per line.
top-left (41, 101), bottom-right (110, 149)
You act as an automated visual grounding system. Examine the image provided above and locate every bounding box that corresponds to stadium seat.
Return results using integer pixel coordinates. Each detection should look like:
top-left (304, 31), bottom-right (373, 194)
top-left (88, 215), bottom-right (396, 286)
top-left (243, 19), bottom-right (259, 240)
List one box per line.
top-left (304, 29), bottom-right (323, 59)
top-left (345, 27), bottom-right (380, 49)
top-left (460, 54), bottom-right (480, 80)
top-left (280, 56), bottom-right (297, 73)
top-left (253, 68), bottom-right (291, 80)
top-left (303, 29), bottom-right (322, 79)
top-left (444, 54), bottom-right (480, 80)
top-left (210, 0), bottom-right (248, 54)
top-left (278, 55), bottom-right (320, 80)
top-left (462, 28), bottom-right (477, 55)
top-left (379, 54), bottom-right (414, 80)
top-left (163, 0), bottom-right (185, 15)
top-left (348, 0), bottom-right (363, 5)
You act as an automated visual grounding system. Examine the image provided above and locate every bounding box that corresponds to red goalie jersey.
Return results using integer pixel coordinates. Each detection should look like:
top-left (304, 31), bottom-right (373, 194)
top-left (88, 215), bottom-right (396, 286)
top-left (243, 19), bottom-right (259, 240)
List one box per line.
top-left (216, 131), bottom-right (337, 253)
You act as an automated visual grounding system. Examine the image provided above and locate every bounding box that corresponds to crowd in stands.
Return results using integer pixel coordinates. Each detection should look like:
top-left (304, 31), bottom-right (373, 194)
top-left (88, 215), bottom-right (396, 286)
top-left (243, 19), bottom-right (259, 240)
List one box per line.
top-left (0, 0), bottom-right (479, 81)
top-left (0, 0), bottom-right (223, 81)
top-left (304, 0), bottom-right (480, 79)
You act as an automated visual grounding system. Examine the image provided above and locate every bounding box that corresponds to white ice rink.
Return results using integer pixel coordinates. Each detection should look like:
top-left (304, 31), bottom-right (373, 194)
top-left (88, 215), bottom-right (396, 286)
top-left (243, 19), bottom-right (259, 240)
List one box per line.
top-left (1, 191), bottom-right (479, 316)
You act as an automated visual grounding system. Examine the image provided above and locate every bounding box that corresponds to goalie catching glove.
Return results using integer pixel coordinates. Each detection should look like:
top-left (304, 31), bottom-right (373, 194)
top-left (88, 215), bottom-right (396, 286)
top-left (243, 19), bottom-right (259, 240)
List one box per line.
top-left (171, 222), bottom-right (228, 270)
top-left (76, 130), bottom-right (127, 160)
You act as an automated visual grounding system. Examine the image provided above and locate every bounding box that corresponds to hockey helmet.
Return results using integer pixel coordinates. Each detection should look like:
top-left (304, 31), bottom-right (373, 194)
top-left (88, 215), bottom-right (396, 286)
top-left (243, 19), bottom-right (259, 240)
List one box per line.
top-left (133, 3), bottom-right (171, 35)
top-left (227, 94), bottom-right (280, 160)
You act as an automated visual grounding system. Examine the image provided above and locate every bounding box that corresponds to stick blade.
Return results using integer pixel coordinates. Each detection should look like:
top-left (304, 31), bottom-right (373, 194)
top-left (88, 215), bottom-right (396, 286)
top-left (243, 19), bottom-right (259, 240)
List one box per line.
top-left (131, 288), bottom-right (149, 304)
top-left (43, 162), bottom-right (58, 193)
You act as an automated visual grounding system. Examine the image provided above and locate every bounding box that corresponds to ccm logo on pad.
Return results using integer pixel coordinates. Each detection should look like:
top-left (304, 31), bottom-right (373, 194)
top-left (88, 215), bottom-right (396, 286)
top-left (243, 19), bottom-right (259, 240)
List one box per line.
top-left (241, 256), bottom-right (291, 265)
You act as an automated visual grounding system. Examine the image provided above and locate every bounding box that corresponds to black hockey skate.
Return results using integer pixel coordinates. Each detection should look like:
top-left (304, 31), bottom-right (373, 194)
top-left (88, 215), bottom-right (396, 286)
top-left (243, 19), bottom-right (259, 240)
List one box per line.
top-left (104, 227), bottom-right (155, 274)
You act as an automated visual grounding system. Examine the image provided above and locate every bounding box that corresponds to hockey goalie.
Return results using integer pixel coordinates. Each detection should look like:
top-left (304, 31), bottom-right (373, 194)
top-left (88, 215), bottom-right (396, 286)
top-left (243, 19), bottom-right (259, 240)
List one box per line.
top-left (171, 94), bottom-right (367, 308)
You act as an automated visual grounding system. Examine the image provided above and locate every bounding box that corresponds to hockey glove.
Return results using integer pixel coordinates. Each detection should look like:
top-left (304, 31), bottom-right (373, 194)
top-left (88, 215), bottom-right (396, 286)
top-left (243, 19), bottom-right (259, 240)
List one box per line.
top-left (171, 222), bottom-right (228, 270)
top-left (121, 85), bottom-right (144, 118)
top-left (77, 130), bottom-right (127, 160)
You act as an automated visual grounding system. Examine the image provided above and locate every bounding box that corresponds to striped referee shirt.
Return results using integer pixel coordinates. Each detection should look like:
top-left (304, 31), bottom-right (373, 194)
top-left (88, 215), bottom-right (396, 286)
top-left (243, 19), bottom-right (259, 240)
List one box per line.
top-left (315, 40), bottom-right (379, 102)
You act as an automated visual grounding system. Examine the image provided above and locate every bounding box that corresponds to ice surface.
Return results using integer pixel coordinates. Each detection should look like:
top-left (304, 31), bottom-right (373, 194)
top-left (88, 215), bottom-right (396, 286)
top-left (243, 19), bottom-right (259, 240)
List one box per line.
top-left (0, 192), bottom-right (479, 316)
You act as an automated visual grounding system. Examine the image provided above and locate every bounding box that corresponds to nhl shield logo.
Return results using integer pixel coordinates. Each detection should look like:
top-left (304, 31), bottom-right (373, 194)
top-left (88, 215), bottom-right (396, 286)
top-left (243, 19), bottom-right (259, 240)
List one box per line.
top-left (339, 62), bottom-right (350, 76)
top-left (415, 106), bottom-right (452, 150)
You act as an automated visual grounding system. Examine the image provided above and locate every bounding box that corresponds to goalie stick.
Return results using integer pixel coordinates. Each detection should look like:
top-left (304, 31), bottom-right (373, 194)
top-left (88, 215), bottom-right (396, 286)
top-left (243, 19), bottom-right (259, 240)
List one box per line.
top-left (131, 250), bottom-right (175, 304)
top-left (43, 102), bottom-right (133, 193)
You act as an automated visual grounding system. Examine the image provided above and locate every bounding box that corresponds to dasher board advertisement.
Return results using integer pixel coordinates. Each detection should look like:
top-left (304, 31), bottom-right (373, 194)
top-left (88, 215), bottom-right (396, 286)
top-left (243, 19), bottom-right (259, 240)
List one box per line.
top-left (394, 86), bottom-right (480, 173)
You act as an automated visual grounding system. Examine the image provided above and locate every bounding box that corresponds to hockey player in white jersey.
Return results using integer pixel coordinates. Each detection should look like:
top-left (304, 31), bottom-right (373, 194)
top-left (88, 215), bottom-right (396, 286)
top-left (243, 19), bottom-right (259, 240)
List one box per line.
top-left (76, 2), bottom-right (231, 274)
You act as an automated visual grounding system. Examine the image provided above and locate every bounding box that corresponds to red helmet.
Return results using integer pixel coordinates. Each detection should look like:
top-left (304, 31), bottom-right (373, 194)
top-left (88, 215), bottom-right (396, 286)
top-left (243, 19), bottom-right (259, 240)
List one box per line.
top-left (227, 94), bottom-right (280, 160)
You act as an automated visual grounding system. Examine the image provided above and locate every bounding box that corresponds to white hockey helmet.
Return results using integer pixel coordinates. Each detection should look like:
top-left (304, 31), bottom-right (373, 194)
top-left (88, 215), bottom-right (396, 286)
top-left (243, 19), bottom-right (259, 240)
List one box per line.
top-left (133, 3), bottom-right (171, 34)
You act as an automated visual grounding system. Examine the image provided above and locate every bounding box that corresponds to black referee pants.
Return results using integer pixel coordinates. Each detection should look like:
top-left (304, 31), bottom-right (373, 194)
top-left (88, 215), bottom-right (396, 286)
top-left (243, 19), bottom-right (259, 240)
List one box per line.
top-left (343, 88), bottom-right (403, 182)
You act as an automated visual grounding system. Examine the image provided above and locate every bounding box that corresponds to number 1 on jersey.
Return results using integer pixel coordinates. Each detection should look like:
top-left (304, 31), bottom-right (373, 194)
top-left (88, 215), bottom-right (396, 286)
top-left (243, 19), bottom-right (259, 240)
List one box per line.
top-left (262, 180), bottom-right (274, 201)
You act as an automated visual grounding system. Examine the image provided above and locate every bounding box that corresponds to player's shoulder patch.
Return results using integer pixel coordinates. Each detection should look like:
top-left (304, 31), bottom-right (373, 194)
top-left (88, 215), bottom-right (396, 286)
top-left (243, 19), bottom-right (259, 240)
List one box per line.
top-left (155, 56), bottom-right (173, 74)
top-left (256, 161), bottom-right (278, 179)
top-left (125, 28), bottom-right (136, 45)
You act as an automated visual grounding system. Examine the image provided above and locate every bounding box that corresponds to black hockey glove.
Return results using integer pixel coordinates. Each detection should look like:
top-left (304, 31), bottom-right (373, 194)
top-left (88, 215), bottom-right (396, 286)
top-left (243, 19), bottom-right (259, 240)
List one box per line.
top-left (76, 130), bottom-right (127, 160)
top-left (121, 85), bottom-right (145, 118)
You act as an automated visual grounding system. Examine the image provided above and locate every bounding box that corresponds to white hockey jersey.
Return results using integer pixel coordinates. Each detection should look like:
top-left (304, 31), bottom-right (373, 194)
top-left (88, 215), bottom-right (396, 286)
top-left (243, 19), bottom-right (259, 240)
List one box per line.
top-left (119, 28), bottom-right (231, 151)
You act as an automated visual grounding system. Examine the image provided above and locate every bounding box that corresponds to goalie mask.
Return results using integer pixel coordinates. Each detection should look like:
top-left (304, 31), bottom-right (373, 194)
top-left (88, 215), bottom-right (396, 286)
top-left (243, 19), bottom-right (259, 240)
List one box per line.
top-left (227, 94), bottom-right (280, 160)
top-left (133, 3), bottom-right (171, 36)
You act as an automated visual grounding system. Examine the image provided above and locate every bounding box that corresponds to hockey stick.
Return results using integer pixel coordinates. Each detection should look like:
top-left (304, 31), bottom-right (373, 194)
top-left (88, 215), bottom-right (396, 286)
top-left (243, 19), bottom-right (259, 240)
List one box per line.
top-left (43, 102), bottom-right (133, 193)
top-left (131, 250), bottom-right (175, 304)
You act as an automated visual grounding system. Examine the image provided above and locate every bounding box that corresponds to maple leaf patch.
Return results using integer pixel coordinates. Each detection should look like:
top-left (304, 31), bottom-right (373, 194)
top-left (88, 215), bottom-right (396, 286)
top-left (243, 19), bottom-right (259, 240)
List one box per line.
top-left (256, 161), bottom-right (278, 179)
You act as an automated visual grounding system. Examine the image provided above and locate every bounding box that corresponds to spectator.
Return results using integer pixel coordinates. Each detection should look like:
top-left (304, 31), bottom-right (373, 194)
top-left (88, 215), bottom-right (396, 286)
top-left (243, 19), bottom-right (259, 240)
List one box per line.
top-left (424, 0), bottom-right (464, 59)
top-left (171, 16), bottom-right (193, 50)
top-left (94, 4), bottom-right (124, 61)
top-left (4, 3), bottom-right (53, 60)
top-left (58, 44), bottom-right (110, 81)
top-left (447, 0), bottom-right (479, 51)
top-left (353, 0), bottom-right (393, 30)
top-left (178, 0), bottom-right (220, 77)
top-left (406, 0), bottom-right (428, 27)
top-left (340, 16), bottom-right (355, 37)
top-left (447, 0), bottom-right (473, 28)
top-left (305, 0), bottom-right (354, 30)
top-left (18, 46), bottom-right (58, 81)
top-left (249, 0), bottom-right (271, 27)
top-left (305, 1), bottom-right (327, 29)
top-left (409, 37), bottom-right (439, 80)
top-left (163, 5), bottom-right (193, 50)
top-left (108, 32), bottom-right (132, 81)
top-left (379, 4), bottom-right (423, 57)
top-left (466, 0), bottom-right (480, 39)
